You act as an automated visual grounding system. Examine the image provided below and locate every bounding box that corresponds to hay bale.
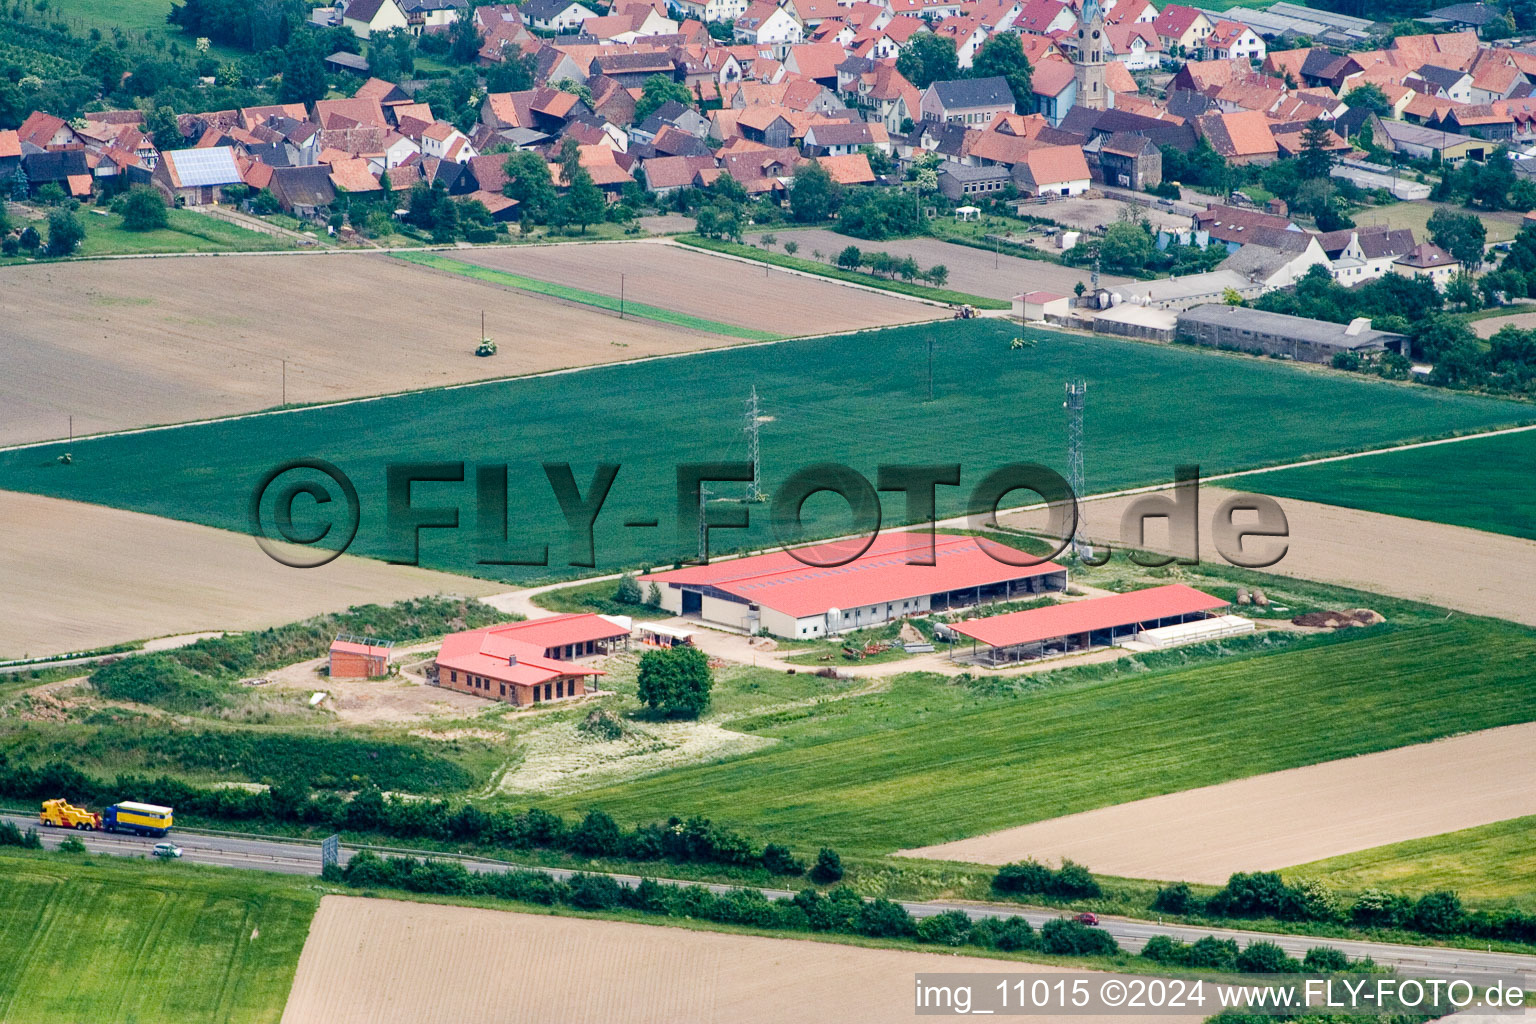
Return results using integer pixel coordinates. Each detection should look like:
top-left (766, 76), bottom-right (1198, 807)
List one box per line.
top-left (1236, 586), bottom-right (1250, 605)
top-left (1253, 589), bottom-right (1268, 607)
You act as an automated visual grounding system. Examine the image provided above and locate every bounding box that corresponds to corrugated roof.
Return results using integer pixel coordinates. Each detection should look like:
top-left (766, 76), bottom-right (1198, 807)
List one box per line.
top-left (953, 584), bottom-right (1226, 648)
top-left (497, 613), bottom-right (630, 650)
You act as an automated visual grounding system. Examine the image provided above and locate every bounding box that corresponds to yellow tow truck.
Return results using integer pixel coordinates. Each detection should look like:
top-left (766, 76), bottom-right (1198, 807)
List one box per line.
top-left (39, 798), bottom-right (101, 830)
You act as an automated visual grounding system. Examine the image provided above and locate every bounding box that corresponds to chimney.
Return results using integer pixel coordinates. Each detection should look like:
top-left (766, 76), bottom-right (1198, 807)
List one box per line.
top-left (507, 654), bottom-right (518, 666)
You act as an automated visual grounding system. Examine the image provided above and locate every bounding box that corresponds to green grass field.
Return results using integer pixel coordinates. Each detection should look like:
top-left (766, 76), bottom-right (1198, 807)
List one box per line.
top-left (0, 320), bottom-right (1528, 585)
top-left (396, 251), bottom-right (780, 340)
top-left (533, 619), bottom-right (1536, 856)
top-left (1237, 428), bottom-right (1536, 541)
top-left (0, 208), bottom-right (295, 264)
top-left (1286, 815), bottom-right (1536, 911)
top-left (0, 851), bottom-right (317, 1023)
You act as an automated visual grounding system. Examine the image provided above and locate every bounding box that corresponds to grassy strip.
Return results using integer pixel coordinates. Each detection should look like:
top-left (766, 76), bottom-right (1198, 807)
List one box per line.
top-left (0, 850), bottom-right (317, 1023)
top-left (1285, 816), bottom-right (1536, 912)
top-left (675, 234), bottom-right (1011, 309)
top-left (395, 250), bottom-right (780, 340)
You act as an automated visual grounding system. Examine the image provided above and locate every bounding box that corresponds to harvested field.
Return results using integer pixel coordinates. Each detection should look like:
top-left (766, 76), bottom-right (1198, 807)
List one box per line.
top-left (1001, 486), bottom-right (1536, 627)
top-left (777, 227), bottom-right (1130, 299)
top-left (1472, 310), bottom-right (1536, 338)
top-left (897, 721), bottom-right (1536, 882)
top-left (281, 895), bottom-right (1202, 1024)
top-left (0, 490), bottom-right (500, 660)
top-left (442, 240), bottom-right (940, 336)
top-left (0, 252), bottom-right (746, 444)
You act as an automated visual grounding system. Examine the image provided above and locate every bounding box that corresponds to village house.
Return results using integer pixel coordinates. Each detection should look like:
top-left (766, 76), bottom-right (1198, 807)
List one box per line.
top-left (1152, 4), bottom-right (1212, 55)
top-left (734, 1), bottom-right (805, 58)
top-left (1393, 241), bottom-right (1461, 290)
top-left (341, 0), bottom-right (410, 38)
top-left (152, 147), bottom-right (246, 206)
top-left (921, 77), bottom-right (1015, 126)
top-left (521, 0), bottom-right (599, 31)
top-left (435, 615), bottom-right (630, 705)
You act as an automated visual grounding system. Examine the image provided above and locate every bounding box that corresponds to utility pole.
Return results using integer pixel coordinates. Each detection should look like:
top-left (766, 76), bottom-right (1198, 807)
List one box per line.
top-left (620, 273), bottom-right (625, 319)
top-left (697, 484), bottom-right (711, 563)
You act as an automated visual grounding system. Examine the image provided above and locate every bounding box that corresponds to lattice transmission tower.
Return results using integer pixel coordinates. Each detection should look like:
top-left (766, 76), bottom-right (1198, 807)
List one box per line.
top-left (744, 386), bottom-right (765, 502)
top-left (1064, 380), bottom-right (1088, 558)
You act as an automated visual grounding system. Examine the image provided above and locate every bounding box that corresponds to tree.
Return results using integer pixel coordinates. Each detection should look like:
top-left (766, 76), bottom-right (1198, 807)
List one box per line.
top-left (562, 165), bottom-right (606, 234)
top-left (634, 73), bottom-right (694, 123)
top-left (970, 31), bottom-right (1033, 114)
top-left (1341, 83), bottom-right (1390, 118)
top-left (82, 42), bottom-right (128, 96)
top-left (142, 105), bottom-right (181, 150)
top-left (503, 150), bottom-right (557, 224)
top-left (10, 165), bottom-right (28, 202)
top-left (614, 573), bottom-right (642, 604)
top-left (635, 644), bottom-right (713, 718)
top-left (836, 244), bottom-right (862, 270)
top-left (789, 159), bottom-right (839, 223)
top-left (810, 847), bottom-right (843, 883)
top-left (783, 240), bottom-right (798, 256)
top-left (448, 14), bottom-right (484, 64)
top-left (925, 264), bottom-right (948, 287)
top-left (1427, 207), bottom-right (1487, 271)
top-left (1098, 220), bottom-right (1154, 272)
top-left (896, 32), bottom-right (959, 89)
top-left (367, 28), bottom-right (416, 83)
top-left (1297, 117), bottom-right (1337, 179)
top-left (45, 208), bottom-right (84, 256)
top-left (280, 33), bottom-right (327, 106)
top-left (486, 52), bottom-right (536, 93)
top-left (1235, 940), bottom-right (1300, 973)
top-left (1471, 146), bottom-right (1516, 210)
top-left (120, 185), bottom-right (168, 231)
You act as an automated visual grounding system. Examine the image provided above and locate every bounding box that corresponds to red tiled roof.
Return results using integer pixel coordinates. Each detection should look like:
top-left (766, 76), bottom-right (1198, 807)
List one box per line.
top-left (496, 613), bottom-right (630, 650)
top-left (642, 532), bottom-right (1067, 619)
top-left (953, 584), bottom-right (1226, 648)
top-left (436, 623), bottom-right (606, 688)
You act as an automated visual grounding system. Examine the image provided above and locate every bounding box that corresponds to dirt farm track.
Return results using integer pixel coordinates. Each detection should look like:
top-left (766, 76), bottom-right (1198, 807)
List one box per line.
top-left (898, 721), bottom-right (1536, 882)
top-left (0, 245), bottom-right (927, 446)
top-left (281, 895), bottom-right (1204, 1024)
top-left (0, 490), bottom-right (500, 659)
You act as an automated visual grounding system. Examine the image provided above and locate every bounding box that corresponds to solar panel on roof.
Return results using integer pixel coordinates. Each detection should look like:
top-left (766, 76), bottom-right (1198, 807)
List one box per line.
top-left (169, 147), bottom-right (241, 187)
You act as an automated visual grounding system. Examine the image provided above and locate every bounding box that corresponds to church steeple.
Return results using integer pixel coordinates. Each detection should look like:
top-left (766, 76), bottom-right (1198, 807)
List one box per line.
top-left (1073, 0), bottom-right (1108, 111)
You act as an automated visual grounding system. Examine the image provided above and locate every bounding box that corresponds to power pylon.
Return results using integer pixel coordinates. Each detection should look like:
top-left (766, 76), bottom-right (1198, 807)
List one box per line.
top-left (745, 386), bottom-right (767, 502)
top-left (1065, 380), bottom-right (1088, 558)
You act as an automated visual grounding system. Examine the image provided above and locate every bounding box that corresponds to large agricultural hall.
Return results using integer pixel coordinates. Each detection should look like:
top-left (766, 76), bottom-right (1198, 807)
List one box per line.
top-left (639, 532), bottom-right (1069, 638)
top-left (950, 584), bottom-right (1253, 665)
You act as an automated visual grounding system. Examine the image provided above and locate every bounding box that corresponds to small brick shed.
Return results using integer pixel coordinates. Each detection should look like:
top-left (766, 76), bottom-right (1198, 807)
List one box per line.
top-left (328, 634), bottom-right (393, 679)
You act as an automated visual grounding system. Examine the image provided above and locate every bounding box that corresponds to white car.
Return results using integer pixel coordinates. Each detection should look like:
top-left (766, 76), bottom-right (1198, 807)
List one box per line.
top-left (152, 842), bottom-right (183, 859)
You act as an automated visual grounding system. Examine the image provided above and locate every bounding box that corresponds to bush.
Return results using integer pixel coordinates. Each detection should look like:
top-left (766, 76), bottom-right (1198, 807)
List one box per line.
top-left (1235, 940), bottom-right (1299, 973)
top-left (1411, 890), bottom-right (1464, 934)
top-left (1140, 934), bottom-right (1188, 964)
top-left (1039, 918), bottom-right (1118, 956)
top-left (1049, 860), bottom-right (1101, 899)
top-left (1152, 881), bottom-right (1199, 915)
top-left (19, 226), bottom-right (40, 250)
top-left (1, 236), bottom-right (17, 255)
top-left (993, 859), bottom-right (1053, 894)
top-left (1301, 945), bottom-right (1350, 972)
top-left (1185, 936), bottom-right (1239, 971)
top-left (0, 821), bottom-right (25, 846)
top-left (21, 828), bottom-right (42, 850)
top-left (57, 835), bottom-right (87, 854)
top-left (90, 654), bottom-right (229, 713)
top-left (810, 847), bottom-right (843, 884)
top-left (120, 185), bottom-right (168, 231)
top-left (855, 897), bottom-right (915, 938)
top-left (969, 915), bottom-right (1035, 951)
top-left (916, 909), bottom-right (971, 946)
top-left (1206, 872), bottom-right (1306, 920)
top-left (45, 208), bottom-right (85, 257)
top-left (1351, 888), bottom-right (1412, 929)
top-left (567, 872), bottom-right (623, 910)
top-left (761, 843), bottom-right (804, 876)
top-left (568, 809), bottom-right (623, 857)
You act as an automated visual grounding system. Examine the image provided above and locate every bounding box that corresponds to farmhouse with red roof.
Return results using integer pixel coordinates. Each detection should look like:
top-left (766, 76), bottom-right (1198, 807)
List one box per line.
top-left (640, 532), bottom-right (1068, 637)
top-left (433, 613), bottom-right (631, 705)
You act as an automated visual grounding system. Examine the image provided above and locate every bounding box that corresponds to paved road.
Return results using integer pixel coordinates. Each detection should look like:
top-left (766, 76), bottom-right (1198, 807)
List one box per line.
top-left (9, 813), bottom-right (1532, 984)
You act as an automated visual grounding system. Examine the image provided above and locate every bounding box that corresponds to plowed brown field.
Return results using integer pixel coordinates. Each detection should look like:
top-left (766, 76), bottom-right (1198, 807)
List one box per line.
top-left (281, 896), bottom-right (1203, 1024)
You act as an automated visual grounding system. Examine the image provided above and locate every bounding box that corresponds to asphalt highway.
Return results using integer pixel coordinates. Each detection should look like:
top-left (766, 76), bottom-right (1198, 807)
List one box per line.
top-left (9, 813), bottom-right (1533, 985)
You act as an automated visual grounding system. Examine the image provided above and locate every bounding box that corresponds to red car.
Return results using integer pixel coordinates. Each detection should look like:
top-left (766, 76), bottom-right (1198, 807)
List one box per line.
top-left (1074, 912), bottom-right (1100, 926)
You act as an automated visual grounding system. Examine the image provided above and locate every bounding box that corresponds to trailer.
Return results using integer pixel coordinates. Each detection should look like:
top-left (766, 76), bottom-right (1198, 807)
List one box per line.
top-left (102, 802), bottom-right (174, 837)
